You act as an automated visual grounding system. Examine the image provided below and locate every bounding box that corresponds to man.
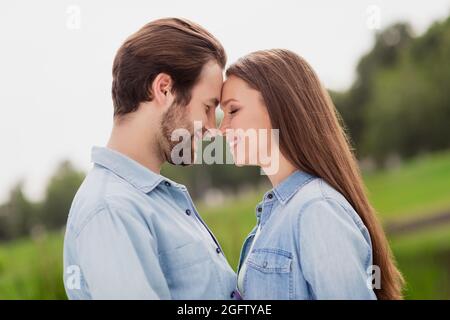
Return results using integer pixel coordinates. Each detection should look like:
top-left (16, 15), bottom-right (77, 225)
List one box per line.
top-left (63, 18), bottom-right (237, 299)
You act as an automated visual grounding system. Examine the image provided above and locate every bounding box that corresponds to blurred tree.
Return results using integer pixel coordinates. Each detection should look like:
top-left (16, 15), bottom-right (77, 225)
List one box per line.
top-left (333, 18), bottom-right (450, 165)
top-left (38, 161), bottom-right (84, 230)
top-left (334, 23), bottom-right (414, 155)
top-left (0, 182), bottom-right (35, 241)
top-left (362, 18), bottom-right (450, 162)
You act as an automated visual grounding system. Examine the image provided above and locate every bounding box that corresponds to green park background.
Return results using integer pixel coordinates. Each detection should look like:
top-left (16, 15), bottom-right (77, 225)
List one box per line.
top-left (1, 16), bottom-right (450, 299)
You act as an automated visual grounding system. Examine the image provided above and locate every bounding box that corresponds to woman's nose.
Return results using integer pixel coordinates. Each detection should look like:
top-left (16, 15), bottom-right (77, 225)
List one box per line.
top-left (218, 116), bottom-right (230, 135)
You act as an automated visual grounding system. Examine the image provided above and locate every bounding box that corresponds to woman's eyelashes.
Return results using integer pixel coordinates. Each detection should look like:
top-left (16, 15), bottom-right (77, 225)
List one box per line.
top-left (228, 106), bottom-right (240, 115)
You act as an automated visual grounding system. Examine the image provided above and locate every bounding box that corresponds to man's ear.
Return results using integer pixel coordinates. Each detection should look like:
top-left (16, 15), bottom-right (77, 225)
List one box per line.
top-left (152, 73), bottom-right (173, 106)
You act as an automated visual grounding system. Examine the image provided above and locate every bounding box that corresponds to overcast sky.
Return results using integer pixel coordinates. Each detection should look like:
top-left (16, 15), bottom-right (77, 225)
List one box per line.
top-left (1, 0), bottom-right (449, 202)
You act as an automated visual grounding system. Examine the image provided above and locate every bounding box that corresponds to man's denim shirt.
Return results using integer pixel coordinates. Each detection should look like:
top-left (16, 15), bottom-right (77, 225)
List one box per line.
top-left (63, 147), bottom-right (237, 299)
top-left (237, 170), bottom-right (377, 300)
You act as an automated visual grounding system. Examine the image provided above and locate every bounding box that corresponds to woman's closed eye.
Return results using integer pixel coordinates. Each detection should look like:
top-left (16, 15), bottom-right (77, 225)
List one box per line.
top-left (229, 107), bottom-right (240, 115)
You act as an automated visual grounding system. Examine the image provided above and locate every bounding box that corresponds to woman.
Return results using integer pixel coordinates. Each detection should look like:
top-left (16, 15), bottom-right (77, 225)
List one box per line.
top-left (219, 49), bottom-right (404, 300)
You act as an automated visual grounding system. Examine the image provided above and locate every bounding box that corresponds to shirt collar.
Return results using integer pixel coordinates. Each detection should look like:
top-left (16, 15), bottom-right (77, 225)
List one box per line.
top-left (255, 170), bottom-right (316, 224)
top-left (91, 146), bottom-right (172, 193)
top-left (272, 170), bottom-right (316, 205)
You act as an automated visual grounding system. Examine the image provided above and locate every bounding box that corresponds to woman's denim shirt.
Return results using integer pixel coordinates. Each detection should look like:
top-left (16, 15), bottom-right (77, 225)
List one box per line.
top-left (237, 170), bottom-right (377, 300)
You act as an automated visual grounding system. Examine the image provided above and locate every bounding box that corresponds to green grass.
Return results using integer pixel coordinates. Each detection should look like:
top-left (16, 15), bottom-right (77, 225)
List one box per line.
top-left (390, 226), bottom-right (450, 299)
top-left (0, 231), bottom-right (66, 299)
top-left (0, 150), bottom-right (450, 299)
top-left (364, 151), bottom-right (450, 221)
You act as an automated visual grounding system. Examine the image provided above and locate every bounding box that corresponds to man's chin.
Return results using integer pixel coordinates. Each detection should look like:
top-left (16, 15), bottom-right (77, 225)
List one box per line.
top-left (165, 147), bottom-right (196, 166)
top-left (167, 159), bottom-right (193, 167)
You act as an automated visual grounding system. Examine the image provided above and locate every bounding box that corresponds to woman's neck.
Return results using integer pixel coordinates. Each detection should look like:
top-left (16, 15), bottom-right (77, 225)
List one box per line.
top-left (261, 154), bottom-right (297, 187)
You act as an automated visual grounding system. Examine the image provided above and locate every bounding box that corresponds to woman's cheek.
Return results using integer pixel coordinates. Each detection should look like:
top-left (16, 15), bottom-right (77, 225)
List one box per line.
top-left (230, 118), bottom-right (236, 130)
top-left (231, 116), bottom-right (242, 130)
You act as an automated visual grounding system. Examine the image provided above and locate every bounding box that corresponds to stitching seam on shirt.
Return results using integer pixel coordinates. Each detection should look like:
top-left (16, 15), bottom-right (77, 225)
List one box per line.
top-left (74, 205), bottom-right (108, 238)
top-left (279, 176), bottom-right (316, 204)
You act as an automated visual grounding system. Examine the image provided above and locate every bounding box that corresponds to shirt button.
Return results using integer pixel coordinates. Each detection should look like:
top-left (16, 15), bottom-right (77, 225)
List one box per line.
top-left (230, 291), bottom-right (235, 298)
top-left (185, 209), bottom-right (191, 216)
top-left (267, 193), bottom-right (273, 199)
top-left (164, 181), bottom-right (171, 187)
top-left (263, 261), bottom-right (268, 268)
top-left (257, 207), bottom-right (262, 212)
top-left (216, 247), bottom-right (221, 254)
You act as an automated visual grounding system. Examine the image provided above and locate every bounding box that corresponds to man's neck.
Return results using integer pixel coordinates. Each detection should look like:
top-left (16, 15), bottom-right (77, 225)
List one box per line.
top-left (107, 116), bottom-right (164, 175)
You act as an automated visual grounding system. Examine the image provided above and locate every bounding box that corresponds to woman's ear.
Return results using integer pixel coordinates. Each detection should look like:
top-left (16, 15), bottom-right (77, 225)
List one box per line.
top-left (152, 73), bottom-right (174, 107)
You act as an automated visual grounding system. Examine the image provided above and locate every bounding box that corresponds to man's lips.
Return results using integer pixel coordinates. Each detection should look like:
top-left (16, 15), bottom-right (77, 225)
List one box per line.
top-left (194, 128), bottom-right (222, 141)
top-left (194, 130), bottom-right (203, 141)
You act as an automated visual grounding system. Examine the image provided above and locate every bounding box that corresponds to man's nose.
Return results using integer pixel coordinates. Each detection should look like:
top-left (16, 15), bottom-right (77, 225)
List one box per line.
top-left (204, 109), bottom-right (217, 130)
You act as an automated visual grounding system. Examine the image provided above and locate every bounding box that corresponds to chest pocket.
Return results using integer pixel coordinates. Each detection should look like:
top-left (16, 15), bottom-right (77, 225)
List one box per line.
top-left (159, 240), bottom-right (221, 298)
top-left (159, 240), bottom-right (210, 269)
top-left (243, 248), bottom-right (293, 299)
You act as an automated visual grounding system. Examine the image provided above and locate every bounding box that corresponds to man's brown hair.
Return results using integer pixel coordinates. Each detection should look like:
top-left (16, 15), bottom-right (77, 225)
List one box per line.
top-left (112, 18), bottom-right (226, 116)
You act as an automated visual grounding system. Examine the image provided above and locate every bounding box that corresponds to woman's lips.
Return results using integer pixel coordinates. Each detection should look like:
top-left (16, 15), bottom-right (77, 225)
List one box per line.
top-left (227, 135), bottom-right (242, 149)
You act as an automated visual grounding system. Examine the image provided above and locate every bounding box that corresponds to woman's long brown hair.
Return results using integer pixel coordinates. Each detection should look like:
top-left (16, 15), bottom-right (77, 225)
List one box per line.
top-left (227, 49), bottom-right (404, 299)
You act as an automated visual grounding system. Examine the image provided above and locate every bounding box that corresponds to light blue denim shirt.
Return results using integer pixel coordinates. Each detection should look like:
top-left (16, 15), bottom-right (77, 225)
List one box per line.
top-left (237, 170), bottom-right (377, 300)
top-left (63, 147), bottom-right (237, 300)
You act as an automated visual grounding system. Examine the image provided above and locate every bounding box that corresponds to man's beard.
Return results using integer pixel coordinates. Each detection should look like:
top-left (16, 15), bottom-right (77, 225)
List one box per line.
top-left (160, 102), bottom-right (195, 166)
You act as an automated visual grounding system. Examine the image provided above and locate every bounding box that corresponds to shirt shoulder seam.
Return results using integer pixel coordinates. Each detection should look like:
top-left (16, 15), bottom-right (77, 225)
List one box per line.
top-left (73, 204), bottom-right (109, 239)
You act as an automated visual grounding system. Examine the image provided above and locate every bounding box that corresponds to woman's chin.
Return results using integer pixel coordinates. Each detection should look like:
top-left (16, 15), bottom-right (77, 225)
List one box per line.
top-left (230, 154), bottom-right (245, 167)
top-left (232, 155), bottom-right (256, 167)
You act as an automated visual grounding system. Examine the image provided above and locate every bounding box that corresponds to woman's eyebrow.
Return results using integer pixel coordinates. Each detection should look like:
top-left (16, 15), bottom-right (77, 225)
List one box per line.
top-left (220, 98), bottom-right (237, 107)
